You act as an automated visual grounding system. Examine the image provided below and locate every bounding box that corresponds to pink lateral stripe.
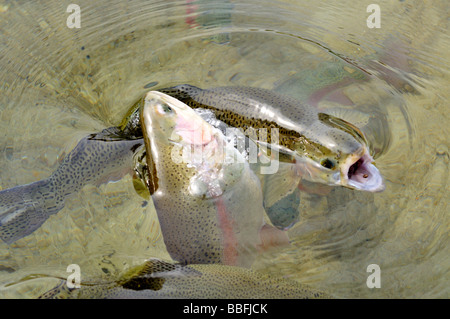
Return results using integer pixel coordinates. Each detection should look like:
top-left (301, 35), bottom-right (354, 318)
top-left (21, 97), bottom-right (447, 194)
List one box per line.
top-left (215, 197), bottom-right (239, 266)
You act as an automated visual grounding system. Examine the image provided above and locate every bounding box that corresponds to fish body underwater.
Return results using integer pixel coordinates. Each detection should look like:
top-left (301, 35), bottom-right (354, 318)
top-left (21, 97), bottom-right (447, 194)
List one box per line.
top-left (159, 85), bottom-right (385, 193)
top-left (129, 84), bottom-right (385, 229)
top-left (0, 129), bottom-right (143, 244)
top-left (38, 259), bottom-right (330, 299)
top-left (140, 91), bottom-right (286, 266)
top-left (0, 85), bottom-right (385, 243)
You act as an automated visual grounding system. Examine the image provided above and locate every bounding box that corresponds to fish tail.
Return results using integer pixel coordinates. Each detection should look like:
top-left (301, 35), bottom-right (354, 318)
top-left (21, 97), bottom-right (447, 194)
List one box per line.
top-left (0, 178), bottom-right (64, 244)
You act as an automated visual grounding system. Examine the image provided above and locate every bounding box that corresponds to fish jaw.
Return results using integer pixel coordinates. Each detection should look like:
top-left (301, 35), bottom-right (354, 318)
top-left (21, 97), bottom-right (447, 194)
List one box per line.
top-left (340, 149), bottom-right (385, 192)
top-left (175, 119), bottom-right (213, 146)
top-left (293, 147), bottom-right (385, 192)
top-left (144, 91), bottom-right (213, 146)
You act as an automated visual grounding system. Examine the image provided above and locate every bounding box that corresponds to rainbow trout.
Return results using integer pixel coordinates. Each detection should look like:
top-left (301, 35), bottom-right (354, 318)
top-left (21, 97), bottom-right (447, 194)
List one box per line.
top-left (140, 91), bottom-right (287, 266)
top-left (0, 129), bottom-right (143, 244)
top-left (159, 85), bottom-right (385, 194)
top-left (38, 259), bottom-right (330, 299)
top-left (0, 85), bottom-right (384, 243)
top-left (118, 85), bottom-right (384, 229)
top-left (0, 91), bottom-right (287, 247)
top-left (157, 85), bottom-right (385, 230)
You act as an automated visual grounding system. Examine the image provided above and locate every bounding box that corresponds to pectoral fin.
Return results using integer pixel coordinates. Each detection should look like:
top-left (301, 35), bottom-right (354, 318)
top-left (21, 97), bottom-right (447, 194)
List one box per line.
top-left (258, 162), bottom-right (300, 207)
top-left (132, 144), bottom-right (151, 199)
top-left (265, 188), bottom-right (301, 230)
top-left (319, 107), bottom-right (371, 130)
top-left (258, 224), bottom-right (290, 252)
top-left (256, 161), bottom-right (302, 230)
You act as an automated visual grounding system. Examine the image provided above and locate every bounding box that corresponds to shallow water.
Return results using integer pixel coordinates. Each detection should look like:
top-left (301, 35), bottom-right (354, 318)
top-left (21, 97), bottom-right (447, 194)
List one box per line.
top-left (0, 0), bottom-right (448, 298)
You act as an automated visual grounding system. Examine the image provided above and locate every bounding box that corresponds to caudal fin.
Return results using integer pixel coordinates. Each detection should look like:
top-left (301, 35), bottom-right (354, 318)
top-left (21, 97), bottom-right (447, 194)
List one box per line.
top-left (0, 179), bottom-right (63, 244)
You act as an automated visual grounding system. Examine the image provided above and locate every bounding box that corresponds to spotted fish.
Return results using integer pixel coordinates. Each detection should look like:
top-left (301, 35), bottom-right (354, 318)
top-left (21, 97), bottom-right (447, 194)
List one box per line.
top-left (113, 84), bottom-right (386, 229)
top-left (0, 129), bottom-right (143, 244)
top-left (0, 84), bottom-right (385, 243)
top-left (141, 85), bottom-right (382, 231)
top-left (140, 91), bottom-right (288, 266)
top-left (159, 84), bottom-right (385, 193)
top-left (38, 259), bottom-right (331, 299)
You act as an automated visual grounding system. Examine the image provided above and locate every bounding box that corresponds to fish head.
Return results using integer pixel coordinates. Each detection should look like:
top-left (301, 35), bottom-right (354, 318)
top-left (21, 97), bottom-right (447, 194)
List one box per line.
top-left (294, 113), bottom-right (385, 192)
top-left (141, 91), bottom-right (214, 147)
top-left (141, 92), bottom-right (268, 266)
top-left (140, 91), bottom-right (216, 195)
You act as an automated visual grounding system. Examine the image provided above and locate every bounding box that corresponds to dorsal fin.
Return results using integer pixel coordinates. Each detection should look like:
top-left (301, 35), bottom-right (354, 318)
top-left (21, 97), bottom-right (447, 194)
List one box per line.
top-left (318, 112), bottom-right (368, 146)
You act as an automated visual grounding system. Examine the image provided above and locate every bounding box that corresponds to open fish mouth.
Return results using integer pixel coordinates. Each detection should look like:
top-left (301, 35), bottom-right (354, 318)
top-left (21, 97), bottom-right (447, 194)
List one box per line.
top-left (342, 151), bottom-right (385, 192)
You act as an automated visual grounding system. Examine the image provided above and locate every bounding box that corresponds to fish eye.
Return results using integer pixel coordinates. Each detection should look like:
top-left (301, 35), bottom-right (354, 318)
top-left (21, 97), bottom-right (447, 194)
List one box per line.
top-left (320, 158), bottom-right (336, 170)
top-left (157, 103), bottom-right (173, 115)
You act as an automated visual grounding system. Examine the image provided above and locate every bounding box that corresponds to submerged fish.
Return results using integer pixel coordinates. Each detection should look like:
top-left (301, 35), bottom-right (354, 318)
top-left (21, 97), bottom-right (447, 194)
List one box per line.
top-left (118, 85), bottom-right (385, 230)
top-left (0, 129), bottom-right (143, 244)
top-left (0, 90), bottom-right (286, 247)
top-left (0, 84), bottom-right (385, 243)
top-left (172, 107), bottom-right (303, 230)
top-left (140, 91), bottom-right (287, 266)
top-left (159, 85), bottom-right (385, 193)
top-left (38, 259), bottom-right (330, 299)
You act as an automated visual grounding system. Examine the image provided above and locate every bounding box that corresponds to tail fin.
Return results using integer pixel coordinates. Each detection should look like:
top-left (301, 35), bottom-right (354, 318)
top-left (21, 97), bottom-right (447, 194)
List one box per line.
top-left (0, 179), bottom-right (63, 244)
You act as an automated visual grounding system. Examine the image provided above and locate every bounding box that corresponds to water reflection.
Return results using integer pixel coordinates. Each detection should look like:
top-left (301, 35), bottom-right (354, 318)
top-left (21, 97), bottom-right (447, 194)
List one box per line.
top-left (0, 0), bottom-right (448, 298)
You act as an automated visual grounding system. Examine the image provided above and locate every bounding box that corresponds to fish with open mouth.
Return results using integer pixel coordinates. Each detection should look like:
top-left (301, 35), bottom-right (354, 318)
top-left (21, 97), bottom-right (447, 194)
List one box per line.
top-left (153, 85), bottom-right (385, 230)
top-left (122, 84), bottom-right (386, 229)
top-left (0, 85), bottom-right (385, 243)
top-left (159, 85), bottom-right (385, 194)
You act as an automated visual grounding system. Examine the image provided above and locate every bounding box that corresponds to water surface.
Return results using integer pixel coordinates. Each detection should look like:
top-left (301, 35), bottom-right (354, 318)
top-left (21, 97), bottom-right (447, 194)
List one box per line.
top-left (0, 0), bottom-right (448, 298)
